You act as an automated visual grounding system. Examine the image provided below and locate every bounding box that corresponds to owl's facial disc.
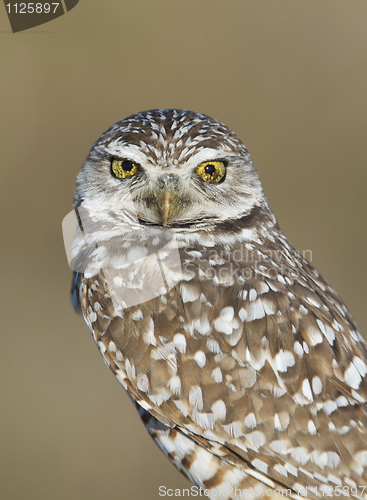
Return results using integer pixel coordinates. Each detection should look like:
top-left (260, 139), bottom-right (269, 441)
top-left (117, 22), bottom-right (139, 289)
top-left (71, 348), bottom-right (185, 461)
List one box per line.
top-left (76, 110), bottom-right (267, 230)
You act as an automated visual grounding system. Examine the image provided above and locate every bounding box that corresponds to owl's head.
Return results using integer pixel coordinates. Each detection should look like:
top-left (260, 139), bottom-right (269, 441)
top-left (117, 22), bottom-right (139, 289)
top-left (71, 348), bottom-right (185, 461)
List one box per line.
top-left (75, 109), bottom-right (269, 233)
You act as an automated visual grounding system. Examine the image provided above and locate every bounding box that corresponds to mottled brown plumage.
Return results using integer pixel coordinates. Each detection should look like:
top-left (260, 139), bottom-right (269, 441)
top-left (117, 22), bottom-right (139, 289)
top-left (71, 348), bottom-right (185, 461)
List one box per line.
top-left (70, 109), bottom-right (367, 499)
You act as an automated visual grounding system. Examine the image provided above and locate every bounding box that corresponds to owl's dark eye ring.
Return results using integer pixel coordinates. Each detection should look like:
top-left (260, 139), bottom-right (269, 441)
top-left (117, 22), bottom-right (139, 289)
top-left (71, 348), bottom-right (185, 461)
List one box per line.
top-left (196, 161), bottom-right (226, 183)
top-left (111, 159), bottom-right (139, 179)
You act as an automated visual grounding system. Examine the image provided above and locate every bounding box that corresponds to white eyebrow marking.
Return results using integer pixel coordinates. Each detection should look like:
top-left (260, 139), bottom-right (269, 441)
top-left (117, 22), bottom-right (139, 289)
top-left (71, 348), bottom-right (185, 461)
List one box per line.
top-left (104, 143), bottom-right (149, 164)
top-left (182, 148), bottom-right (237, 169)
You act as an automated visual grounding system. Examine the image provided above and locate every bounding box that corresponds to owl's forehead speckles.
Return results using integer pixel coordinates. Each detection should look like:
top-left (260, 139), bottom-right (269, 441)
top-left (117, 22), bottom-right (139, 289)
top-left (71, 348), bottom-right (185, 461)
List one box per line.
top-left (94, 109), bottom-right (248, 168)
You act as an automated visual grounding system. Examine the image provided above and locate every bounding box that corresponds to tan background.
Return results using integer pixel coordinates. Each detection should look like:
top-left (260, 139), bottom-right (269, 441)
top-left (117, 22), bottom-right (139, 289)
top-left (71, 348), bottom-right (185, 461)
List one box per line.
top-left (1, 1), bottom-right (366, 499)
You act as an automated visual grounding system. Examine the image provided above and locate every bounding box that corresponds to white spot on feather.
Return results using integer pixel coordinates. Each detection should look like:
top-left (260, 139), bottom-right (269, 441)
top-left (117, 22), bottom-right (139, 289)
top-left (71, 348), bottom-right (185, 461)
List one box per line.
top-left (115, 369), bottom-right (127, 389)
top-left (131, 309), bottom-right (143, 321)
top-left (244, 412), bottom-right (257, 429)
top-left (148, 389), bottom-right (170, 406)
top-left (274, 464), bottom-right (288, 477)
top-left (353, 451), bottom-right (367, 476)
top-left (323, 400), bottom-right (337, 416)
top-left (246, 299), bottom-right (265, 321)
top-left (173, 333), bottom-right (186, 353)
top-left (270, 439), bottom-right (290, 454)
top-left (323, 325), bottom-right (335, 345)
top-left (274, 414), bottom-right (282, 431)
top-left (137, 374), bottom-right (149, 392)
top-left (290, 447), bottom-right (310, 465)
top-left (98, 341), bottom-right (106, 354)
top-left (294, 341), bottom-right (304, 358)
top-left (277, 275), bottom-right (286, 285)
top-left (274, 412), bottom-right (290, 431)
top-left (223, 421), bottom-right (244, 438)
top-left (306, 297), bottom-right (320, 308)
top-left (335, 395), bottom-right (348, 407)
top-left (207, 339), bottom-right (221, 354)
top-left (192, 318), bottom-right (210, 335)
top-left (310, 451), bottom-right (340, 469)
top-left (273, 386), bottom-right (286, 397)
top-left (351, 390), bottom-right (365, 403)
top-left (252, 458), bottom-right (268, 474)
top-left (344, 478), bottom-right (357, 489)
top-left (245, 430), bottom-right (266, 450)
top-left (180, 283), bottom-right (200, 303)
top-left (213, 318), bottom-right (232, 334)
top-left (274, 350), bottom-right (295, 372)
top-left (353, 356), bottom-right (367, 377)
top-left (302, 379), bottom-right (313, 401)
top-left (108, 341), bottom-right (117, 352)
top-left (125, 358), bottom-right (136, 379)
top-left (284, 463), bottom-right (298, 476)
top-left (259, 282), bottom-right (269, 294)
top-left (212, 367), bottom-right (223, 383)
top-left (211, 400), bottom-right (227, 421)
top-left (113, 276), bottom-right (123, 287)
top-left (88, 310), bottom-right (97, 322)
top-left (187, 446), bottom-right (220, 482)
top-left (312, 376), bottom-right (322, 395)
top-left (261, 298), bottom-right (277, 315)
top-left (192, 410), bottom-right (215, 430)
top-left (328, 474), bottom-right (342, 486)
top-left (299, 305), bottom-right (308, 314)
top-left (173, 400), bottom-right (189, 417)
top-left (168, 376), bottom-right (181, 395)
top-left (220, 306), bottom-right (234, 321)
top-left (189, 386), bottom-right (203, 410)
top-left (345, 362), bottom-right (362, 389)
top-left (239, 307), bottom-right (247, 321)
top-left (308, 420), bottom-right (317, 435)
top-left (307, 326), bottom-right (323, 346)
top-left (144, 318), bottom-right (156, 346)
top-left (194, 350), bottom-right (206, 368)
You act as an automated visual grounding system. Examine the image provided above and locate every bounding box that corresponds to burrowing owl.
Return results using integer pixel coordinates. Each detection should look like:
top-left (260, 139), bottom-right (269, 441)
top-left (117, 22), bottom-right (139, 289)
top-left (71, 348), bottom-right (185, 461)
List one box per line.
top-left (69, 109), bottom-right (367, 499)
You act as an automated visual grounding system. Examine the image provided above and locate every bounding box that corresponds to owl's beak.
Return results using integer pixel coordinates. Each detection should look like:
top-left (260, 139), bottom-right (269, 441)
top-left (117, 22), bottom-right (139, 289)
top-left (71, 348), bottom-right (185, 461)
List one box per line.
top-left (161, 186), bottom-right (183, 226)
top-left (157, 174), bottom-right (181, 226)
top-left (161, 189), bottom-right (174, 226)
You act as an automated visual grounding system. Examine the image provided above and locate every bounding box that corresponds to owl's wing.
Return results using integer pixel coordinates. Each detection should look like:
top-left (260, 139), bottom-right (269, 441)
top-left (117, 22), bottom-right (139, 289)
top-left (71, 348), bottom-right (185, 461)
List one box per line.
top-left (78, 242), bottom-right (367, 499)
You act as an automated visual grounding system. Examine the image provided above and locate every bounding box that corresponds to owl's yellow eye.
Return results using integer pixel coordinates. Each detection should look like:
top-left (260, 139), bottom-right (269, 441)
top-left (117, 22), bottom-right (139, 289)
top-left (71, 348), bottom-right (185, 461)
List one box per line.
top-left (111, 159), bottom-right (139, 179)
top-left (196, 161), bottom-right (226, 183)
